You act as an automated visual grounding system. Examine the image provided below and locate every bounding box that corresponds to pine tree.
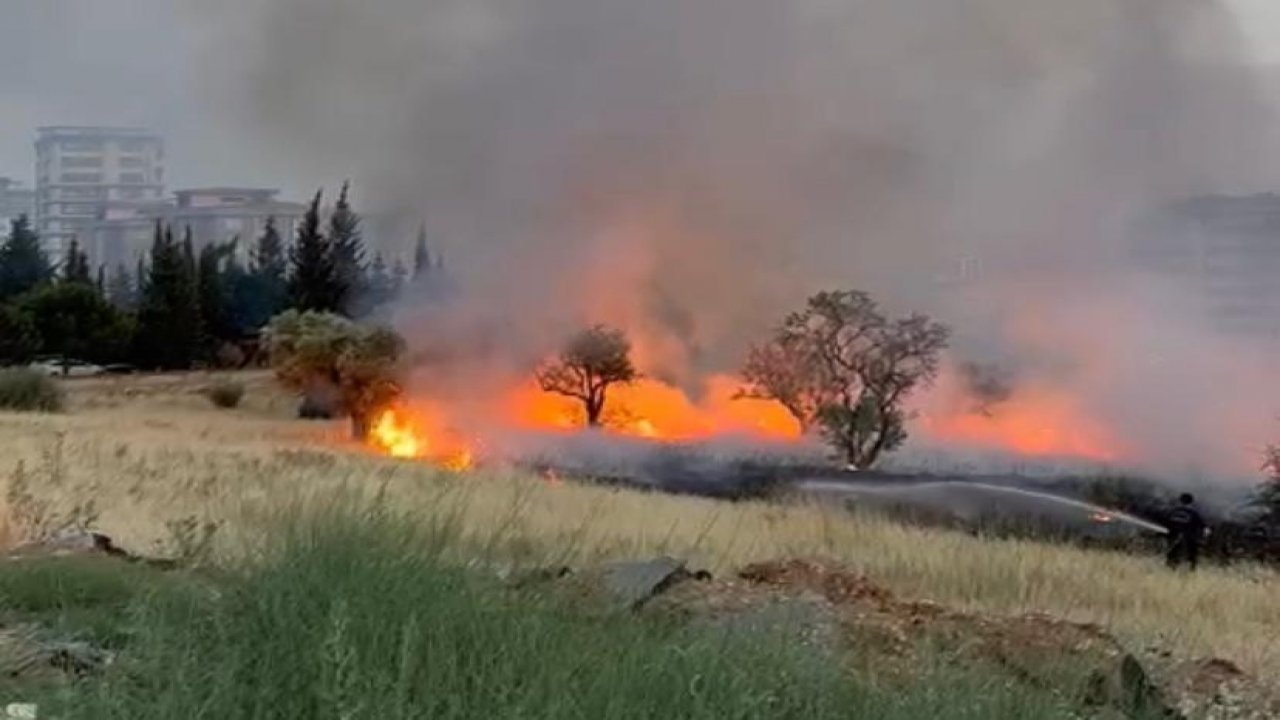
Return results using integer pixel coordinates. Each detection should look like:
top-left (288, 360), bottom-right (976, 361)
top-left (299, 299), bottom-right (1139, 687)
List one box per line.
top-left (106, 262), bottom-right (135, 310)
top-left (134, 223), bottom-right (204, 369)
top-left (197, 241), bottom-right (235, 351)
top-left (412, 223), bottom-right (431, 280)
top-left (329, 181), bottom-right (366, 313)
top-left (234, 216), bottom-right (288, 330)
top-left (390, 258), bottom-right (409, 298)
top-left (367, 252), bottom-right (393, 309)
top-left (0, 215), bottom-right (53, 300)
top-left (61, 237), bottom-right (92, 286)
top-left (288, 190), bottom-right (341, 312)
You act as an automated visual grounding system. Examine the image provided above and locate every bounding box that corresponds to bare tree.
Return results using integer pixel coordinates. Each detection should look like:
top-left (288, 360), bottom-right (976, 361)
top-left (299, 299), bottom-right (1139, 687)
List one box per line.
top-left (536, 325), bottom-right (637, 427)
top-left (742, 290), bottom-right (949, 469)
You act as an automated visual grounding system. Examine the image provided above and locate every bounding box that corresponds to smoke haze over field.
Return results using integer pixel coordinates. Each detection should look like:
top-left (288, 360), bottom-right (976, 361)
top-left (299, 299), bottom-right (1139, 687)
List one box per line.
top-left (4, 0), bottom-right (1280, 478)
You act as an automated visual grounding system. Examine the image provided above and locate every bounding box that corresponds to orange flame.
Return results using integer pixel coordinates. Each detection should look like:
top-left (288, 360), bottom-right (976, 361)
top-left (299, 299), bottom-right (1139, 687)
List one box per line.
top-left (370, 407), bottom-right (424, 459)
top-left (368, 405), bottom-right (474, 471)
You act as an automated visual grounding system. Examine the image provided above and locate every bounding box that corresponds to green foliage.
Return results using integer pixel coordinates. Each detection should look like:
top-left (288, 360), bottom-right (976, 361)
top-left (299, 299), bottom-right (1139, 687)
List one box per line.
top-left (265, 310), bottom-right (406, 437)
top-left (105, 262), bottom-right (135, 311)
top-left (816, 394), bottom-right (908, 467)
top-left (536, 325), bottom-right (638, 427)
top-left (0, 215), bottom-right (53, 301)
top-left (743, 289), bottom-right (949, 468)
top-left (197, 241), bottom-right (239, 350)
top-left (20, 506), bottom-right (1090, 720)
top-left (229, 215), bottom-right (289, 331)
top-left (0, 368), bottom-right (64, 412)
top-left (17, 283), bottom-right (134, 364)
top-left (61, 237), bottom-right (92, 286)
top-left (206, 378), bottom-right (246, 409)
top-left (135, 223), bottom-right (203, 369)
top-left (329, 181), bottom-right (366, 314)
top-left (0, 303), bottom-right (39, 364)
top-left (365, 252), bottom-right (396, 309)
top-left (289, 190), bottom-right (343, 313)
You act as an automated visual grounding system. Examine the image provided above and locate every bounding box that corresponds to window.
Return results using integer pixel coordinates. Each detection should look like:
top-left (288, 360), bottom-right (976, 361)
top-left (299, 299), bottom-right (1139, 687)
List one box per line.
top-left (118, 173), bottom-right (146, 184)
top-left (116, 189), bottom-right (146, 200)
top-left (118, 140), bottom-right (151, 153)
top-left (118, 156), bottom-right (146, 168)
top-left (59, 173), bottom-right (102, 183)
top-left (59, 188), bottom-right (101, 199)
top-left (59, 140), bottom-right (103, 153)
top-left (62, 156), bottom-right (104, 168)
top-left (56, 202), bottom-right (98, 216)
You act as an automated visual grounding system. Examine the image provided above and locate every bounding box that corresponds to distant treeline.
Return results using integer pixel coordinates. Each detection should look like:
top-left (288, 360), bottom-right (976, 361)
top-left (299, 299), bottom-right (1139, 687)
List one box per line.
top-left (0, 183), bottom-right (450, 370)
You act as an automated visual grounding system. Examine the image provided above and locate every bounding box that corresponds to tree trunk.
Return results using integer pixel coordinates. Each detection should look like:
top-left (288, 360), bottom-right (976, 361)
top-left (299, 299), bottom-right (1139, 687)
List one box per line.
top-left (350, 411), bottom-right (372, 441)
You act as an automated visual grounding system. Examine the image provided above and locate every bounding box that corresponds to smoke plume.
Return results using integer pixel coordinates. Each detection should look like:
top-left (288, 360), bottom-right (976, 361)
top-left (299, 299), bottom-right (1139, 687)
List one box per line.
top-left (191, 0), bottom-right (1280, 479)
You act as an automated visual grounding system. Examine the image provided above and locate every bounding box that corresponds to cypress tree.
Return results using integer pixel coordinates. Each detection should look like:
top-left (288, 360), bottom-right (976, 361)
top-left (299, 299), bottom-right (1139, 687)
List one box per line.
top-left (134, 223), bottom-right (203, 369)
top-left (367, 252), bottom-right (393, 309)
top-left (330, 181), bottom-right (366, 313)
top-left (412, 223), bottom-right (431, 280)
top-left (197, 241), bottom-right (234, 351)
top-left (288, 189), bottom-right (341, 312)
top-left (106, 262), bottom-right (135, 311)
top-left (0, 215), bottom-right (53, 300)
top-left (390, 258), bottom-right (408, 299)
top-left (61, 237), bottom-right (92, 286)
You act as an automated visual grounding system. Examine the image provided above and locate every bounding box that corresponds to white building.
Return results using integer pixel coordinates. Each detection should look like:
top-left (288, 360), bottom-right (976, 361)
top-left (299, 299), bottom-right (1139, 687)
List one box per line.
top-left (87, 187), bottom-right (306, 268)
top-left (1137, 194), bottom-right (1280, 341)
top-left (0, 177), bottom-right (36, 229)
top-left (34, 126), bottom-right (165, 256)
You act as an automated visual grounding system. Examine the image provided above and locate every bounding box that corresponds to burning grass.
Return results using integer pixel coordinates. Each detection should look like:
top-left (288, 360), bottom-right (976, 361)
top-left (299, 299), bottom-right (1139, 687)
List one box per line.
top-left (0, 371), bottom-right (1277, 692)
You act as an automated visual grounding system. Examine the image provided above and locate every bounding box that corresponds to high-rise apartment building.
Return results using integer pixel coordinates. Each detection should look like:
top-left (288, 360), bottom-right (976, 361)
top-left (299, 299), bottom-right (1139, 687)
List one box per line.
top-left (1136, 194), bottom-right (1280, 342)
top-left (34, 126), bottom-right (165, 255)
top-left (0, 177), bottom-right (36, 228)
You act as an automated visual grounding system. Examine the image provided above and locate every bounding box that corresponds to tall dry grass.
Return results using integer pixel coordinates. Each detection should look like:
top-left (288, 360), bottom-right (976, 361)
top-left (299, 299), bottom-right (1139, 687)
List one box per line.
top-left (0, 371), bottom-right (1276, 682)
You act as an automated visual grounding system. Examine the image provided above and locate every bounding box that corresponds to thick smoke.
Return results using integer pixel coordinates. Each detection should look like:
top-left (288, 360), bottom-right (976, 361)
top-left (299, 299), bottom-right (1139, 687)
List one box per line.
top-left (193, 0), bottom-right (1279, 479)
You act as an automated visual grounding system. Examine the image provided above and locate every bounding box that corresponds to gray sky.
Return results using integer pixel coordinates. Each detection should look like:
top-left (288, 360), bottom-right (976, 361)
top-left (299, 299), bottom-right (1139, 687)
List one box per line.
top-left (1, 0), bottom-right (1278, 196)
top-left (0, 1), bottom-right (311, 193)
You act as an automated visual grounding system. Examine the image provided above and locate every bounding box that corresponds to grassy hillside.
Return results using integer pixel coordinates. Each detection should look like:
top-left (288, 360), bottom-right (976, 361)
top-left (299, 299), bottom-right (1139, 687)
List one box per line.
top-left (3, 504), bottom-right (1109, 719)
top-left (0, 371), bottom-right (1276, 692)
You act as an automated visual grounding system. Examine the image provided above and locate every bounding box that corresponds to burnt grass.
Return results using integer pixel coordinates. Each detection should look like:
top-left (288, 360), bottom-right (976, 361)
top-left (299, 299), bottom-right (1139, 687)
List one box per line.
top-left (526, 450), bottom-right (1280, 567)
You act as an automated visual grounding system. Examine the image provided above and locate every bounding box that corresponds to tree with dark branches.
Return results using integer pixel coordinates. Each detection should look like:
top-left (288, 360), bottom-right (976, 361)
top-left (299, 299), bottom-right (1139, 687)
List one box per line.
top-left (742, 289), bottom-right (949, 469)
top-left (536, 325), bottom-right (638, 427)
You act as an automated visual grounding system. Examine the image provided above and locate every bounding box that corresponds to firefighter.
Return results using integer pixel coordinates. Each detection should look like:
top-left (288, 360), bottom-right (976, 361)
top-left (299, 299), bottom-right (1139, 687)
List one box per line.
top-left (1165, 493), bottom-right (1206, 571)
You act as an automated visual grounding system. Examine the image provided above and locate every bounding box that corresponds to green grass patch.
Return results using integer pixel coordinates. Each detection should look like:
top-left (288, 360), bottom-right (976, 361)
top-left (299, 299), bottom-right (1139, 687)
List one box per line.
top-left (16, 503), bottom-right (1097, 719)
top-left (0, 556), bottom-right (182, 648)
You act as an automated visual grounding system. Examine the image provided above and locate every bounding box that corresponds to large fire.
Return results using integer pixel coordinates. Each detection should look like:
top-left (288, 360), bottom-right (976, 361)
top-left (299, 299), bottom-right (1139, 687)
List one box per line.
top-left (366, 355), bottom-right (1130, 470)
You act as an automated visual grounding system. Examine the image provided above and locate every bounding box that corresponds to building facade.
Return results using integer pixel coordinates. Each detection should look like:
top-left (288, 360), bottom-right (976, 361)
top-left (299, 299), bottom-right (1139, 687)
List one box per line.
top-left (86, 187), bottom-right (305, 268)
top-left (0, 177), bottom-right (36, 228)
top-left (34, 126), bottom-right (165, 256)
top-left (1136, 194), bottom-right (1280, 341)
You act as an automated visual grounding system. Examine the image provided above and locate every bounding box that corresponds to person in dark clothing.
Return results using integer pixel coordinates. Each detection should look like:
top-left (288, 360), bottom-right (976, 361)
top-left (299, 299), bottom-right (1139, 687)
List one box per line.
top-left (1165, 493), bottom-right (1206, 571)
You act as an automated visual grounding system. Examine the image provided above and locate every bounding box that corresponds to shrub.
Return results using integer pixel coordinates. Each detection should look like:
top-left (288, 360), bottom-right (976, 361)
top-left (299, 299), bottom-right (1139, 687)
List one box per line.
top-left (264, 310), bottom-right (405, 438)
top-left (206, 379), bottom-right (245, 409)
top-left (0, 368), bottom-right (64, 412)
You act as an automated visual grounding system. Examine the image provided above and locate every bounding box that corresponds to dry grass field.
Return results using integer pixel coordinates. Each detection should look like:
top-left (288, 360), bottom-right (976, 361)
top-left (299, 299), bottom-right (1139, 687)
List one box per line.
top-left (1, 370), bottom-right (1277, 686)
